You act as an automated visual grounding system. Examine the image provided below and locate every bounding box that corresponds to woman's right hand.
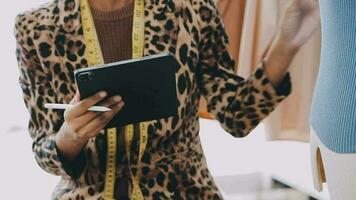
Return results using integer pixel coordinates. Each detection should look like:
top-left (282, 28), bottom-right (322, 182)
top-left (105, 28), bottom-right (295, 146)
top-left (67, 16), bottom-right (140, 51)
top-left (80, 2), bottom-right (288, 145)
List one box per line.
top-left (56, 91), bottom-right (124, 161)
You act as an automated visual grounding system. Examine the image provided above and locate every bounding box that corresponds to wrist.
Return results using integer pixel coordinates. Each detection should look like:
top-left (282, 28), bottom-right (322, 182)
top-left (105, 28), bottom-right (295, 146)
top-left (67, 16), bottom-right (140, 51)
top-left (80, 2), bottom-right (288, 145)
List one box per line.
top-left (57, 123), bottom-right (87, 147)
top-left (264, 38), bottom-right (296, 87)
top-left (56, 123), bottom-right (87, 161)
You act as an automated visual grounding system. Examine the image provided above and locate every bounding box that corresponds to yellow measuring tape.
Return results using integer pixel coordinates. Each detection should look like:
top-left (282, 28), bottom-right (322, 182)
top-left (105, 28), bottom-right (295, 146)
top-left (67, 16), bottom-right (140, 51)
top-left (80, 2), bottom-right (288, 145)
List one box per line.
top-left (80, 0), bottom-right (148, 199)
top-left (125, 123), bottom-right (148, 199)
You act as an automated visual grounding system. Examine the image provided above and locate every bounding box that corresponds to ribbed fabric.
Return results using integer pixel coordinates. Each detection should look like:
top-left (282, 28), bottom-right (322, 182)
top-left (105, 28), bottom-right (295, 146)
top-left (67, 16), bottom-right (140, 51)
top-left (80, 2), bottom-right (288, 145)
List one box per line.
top-left (310, 0), bottom-right (356, 153)
top-left (90, 3), bottom-right (134, 198)
top-left (91, 1), bottom-right (134, 63)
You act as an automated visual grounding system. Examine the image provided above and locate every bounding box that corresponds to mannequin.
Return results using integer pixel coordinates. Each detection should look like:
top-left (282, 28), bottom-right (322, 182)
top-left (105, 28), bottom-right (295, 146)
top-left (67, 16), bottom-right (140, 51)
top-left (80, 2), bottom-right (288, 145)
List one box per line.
top-left (310, 1), bottom-right (356, 200)
top-left (310, 129), bottom-right (356, 199)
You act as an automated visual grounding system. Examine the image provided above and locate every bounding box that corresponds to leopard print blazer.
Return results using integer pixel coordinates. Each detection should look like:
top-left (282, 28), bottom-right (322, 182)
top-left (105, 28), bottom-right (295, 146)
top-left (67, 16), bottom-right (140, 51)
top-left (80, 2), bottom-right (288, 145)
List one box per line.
top-left (14, 0), bottom-right (291, 199)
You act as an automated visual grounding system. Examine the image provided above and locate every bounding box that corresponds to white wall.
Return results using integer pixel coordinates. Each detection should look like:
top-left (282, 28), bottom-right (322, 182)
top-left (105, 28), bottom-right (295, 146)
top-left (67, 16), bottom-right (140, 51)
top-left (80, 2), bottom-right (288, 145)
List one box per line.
top-left (0, 1), bottom-right (58, 198)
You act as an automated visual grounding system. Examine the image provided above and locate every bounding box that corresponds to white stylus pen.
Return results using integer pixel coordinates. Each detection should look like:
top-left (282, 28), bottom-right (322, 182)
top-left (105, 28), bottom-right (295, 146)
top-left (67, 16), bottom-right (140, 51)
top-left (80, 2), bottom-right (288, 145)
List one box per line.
top-left (44, 103), bottom-right (111, 112)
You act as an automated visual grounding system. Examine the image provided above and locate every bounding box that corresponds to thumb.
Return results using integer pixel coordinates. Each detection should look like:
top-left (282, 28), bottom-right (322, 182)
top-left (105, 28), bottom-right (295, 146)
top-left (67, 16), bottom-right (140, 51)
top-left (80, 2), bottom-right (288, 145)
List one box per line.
top-left (70, 91), bottom-right (81, 104)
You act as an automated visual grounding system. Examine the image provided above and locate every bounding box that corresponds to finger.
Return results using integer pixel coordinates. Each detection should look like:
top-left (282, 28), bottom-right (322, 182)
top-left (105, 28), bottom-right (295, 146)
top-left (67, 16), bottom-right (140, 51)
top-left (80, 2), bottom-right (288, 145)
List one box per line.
top-left (69, 91), bottom-right (81, 105)
top-left (65, 91), bottom-right (82, 121)
top-left (72, 96), bottom-right (123, 130)
top-left (68, 91), bottom-right (108, 118)
top-left (77, 101), bottom-right (124, 139)
top-left (99, 95), bottom-right (122, 107)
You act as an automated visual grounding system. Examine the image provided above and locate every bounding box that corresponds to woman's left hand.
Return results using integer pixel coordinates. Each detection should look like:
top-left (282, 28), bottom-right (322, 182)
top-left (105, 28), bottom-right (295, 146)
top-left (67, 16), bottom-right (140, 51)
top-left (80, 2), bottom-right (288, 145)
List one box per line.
top-left (275, 0), bottom-right (321, 54)
top-left (264, 0), bottom-right (320, 86)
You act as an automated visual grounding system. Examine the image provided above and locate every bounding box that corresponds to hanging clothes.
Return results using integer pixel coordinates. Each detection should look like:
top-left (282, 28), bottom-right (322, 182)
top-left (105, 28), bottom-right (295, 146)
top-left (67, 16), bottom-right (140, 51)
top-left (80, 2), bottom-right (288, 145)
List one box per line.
top-left (199, 0), bottom-right (321, 141)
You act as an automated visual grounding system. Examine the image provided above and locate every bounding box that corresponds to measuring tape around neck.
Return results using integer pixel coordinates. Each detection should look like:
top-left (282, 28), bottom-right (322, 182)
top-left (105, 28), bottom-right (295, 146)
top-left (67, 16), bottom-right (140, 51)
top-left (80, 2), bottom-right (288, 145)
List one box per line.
top-left (80, 0), bottom-right (148, 199)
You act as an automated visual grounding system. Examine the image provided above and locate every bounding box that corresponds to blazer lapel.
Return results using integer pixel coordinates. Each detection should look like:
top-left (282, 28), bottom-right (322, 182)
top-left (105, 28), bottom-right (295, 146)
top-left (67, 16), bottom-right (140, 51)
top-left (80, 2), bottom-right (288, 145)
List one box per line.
top-left (38, 0), bottom-right (85, 102)
top-left (56, 0), bottom-right (82, 34)
top-left (54, 0), bottom-right (87, 76)
top-left (46, 0), bottom-right (176, 103)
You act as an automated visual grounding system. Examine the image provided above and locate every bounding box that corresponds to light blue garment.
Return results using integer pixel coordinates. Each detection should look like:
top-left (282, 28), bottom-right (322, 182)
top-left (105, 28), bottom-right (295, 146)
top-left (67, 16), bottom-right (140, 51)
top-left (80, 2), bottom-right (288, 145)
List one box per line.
top-left (310, 0), bottom-right (356, 153)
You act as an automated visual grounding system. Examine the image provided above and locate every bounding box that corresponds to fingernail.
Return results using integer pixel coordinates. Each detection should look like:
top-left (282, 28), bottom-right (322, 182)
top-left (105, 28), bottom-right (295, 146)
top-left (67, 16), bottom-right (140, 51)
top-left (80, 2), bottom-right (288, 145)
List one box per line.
top-left (99, 91), bottom-right (107, 98)
top-left (113, 96), bottom-right (122, 102)
top-left (117, 101), bottom-right (124, 108)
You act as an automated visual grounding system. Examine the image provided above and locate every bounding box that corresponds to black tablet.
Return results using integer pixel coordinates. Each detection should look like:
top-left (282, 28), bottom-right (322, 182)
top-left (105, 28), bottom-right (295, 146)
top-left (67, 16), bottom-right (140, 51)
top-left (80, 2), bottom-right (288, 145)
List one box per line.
top-left (74, 53), bottom-right (179, 127)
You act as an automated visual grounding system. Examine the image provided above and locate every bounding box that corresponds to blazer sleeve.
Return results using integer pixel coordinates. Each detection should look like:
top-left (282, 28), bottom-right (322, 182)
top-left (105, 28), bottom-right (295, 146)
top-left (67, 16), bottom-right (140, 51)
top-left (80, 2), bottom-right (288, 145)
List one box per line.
top-left (196, 0), bottom-right (292, 137)
top-left (14, 14), bottom-right (86, 179)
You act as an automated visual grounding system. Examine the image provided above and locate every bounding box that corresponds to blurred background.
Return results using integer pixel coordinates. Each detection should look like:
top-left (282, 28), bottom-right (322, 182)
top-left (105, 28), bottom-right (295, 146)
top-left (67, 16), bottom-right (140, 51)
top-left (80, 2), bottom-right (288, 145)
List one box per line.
top-left (1, 0), bottom-right (329, 199)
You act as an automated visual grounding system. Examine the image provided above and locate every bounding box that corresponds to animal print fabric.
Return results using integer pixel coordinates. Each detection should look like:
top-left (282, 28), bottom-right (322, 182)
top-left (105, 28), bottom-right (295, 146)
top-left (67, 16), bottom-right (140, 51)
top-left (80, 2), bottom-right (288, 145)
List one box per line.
top-left (14, 0), bottom-right (291, 199)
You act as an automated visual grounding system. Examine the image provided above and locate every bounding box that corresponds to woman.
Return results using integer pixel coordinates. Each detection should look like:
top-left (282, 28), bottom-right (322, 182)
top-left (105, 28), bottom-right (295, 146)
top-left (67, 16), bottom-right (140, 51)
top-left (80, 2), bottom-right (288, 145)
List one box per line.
top-left (14, 0), bottom-right (319, 199)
